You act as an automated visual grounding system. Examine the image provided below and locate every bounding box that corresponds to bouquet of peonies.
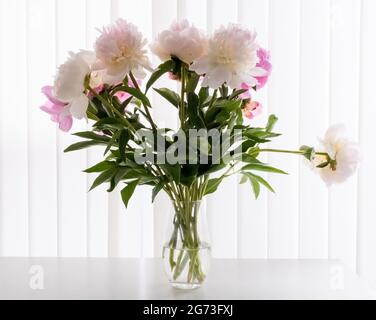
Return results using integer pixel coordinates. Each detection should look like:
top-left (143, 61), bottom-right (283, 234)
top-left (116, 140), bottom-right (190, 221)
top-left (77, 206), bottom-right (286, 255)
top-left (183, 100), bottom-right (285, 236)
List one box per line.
top-left (40, 19), bottom-right (360, 288)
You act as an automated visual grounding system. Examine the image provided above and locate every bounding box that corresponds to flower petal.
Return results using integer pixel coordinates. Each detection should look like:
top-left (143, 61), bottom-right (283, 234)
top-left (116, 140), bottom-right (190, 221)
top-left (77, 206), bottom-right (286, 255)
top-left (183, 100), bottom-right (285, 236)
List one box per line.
top-left (58, 113), bottom-right (73, 132)
top-left (69, 94), bottom-right (89, 120)
top-left (250, 66), bottom-right (268, 77)
top-left (41, 86), bottom-right (65, 106)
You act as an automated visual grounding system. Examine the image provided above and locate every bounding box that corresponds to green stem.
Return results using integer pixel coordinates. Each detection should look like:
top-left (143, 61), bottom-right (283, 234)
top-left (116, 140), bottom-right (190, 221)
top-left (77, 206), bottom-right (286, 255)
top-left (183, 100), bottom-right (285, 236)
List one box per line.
top-left (208, 89), bottom-right (218, 109)
top-left (87, 87), bottom-right (138, 135)
top-left (129, 71), bottom-right (157, 132)
top-left (180, 65), bottom-right (186, 129)
top-left (259, 148), bottom-right (329, 157)
top-left (87, 111), bottom-right (100, 121)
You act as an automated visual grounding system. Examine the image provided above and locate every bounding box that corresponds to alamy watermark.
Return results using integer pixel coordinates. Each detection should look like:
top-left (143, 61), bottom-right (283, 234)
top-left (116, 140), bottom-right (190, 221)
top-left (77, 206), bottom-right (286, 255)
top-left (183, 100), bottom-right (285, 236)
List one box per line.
top-left (133, 128), bottom-right (244, 165)
top-left (329, 264), bottom-right (345, 290)
top-left (29, 265), bottom-right (44, 290)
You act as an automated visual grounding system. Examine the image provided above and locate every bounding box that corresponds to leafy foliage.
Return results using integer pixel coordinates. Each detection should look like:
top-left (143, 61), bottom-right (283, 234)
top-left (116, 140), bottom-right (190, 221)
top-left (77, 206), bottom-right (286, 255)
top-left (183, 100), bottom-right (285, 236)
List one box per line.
top-left (63, 59), bottom-right (288, 207)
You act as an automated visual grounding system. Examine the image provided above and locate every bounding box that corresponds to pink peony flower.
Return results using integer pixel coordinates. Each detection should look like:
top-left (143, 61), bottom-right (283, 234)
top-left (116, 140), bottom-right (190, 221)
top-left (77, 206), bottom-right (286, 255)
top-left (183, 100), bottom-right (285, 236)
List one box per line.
top-left (255, 47), bottom-right (272, 89)
top-left (40, 86), bottom-right (73, 132)
top-left (94, 19), bottom-right (151, 84)
top-left (151, 19), bottom-right (208, 64)
top-left (242, 100), bottom-right (262, 120)
top-left (190, 24), bottom-right (266, 89)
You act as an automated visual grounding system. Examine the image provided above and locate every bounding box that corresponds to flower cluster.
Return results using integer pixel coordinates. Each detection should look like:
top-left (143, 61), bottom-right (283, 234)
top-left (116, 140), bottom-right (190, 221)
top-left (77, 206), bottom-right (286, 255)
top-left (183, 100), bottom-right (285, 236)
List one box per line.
top-left (41, 19), bottom-right (270, 130)
top-left (40, 18), bottom-right (359, 196)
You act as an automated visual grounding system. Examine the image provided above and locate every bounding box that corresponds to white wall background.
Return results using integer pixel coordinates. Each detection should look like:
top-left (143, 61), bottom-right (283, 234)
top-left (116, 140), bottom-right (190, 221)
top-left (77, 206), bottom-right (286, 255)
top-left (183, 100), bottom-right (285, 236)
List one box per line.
top-left (0, 0), bottom-right (376, 289)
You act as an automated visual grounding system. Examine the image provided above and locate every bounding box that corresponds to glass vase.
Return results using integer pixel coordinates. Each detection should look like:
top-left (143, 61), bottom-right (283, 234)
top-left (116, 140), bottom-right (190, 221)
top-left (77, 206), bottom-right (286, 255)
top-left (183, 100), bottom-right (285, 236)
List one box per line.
top-left (162, 200), bottom-right (211, 289)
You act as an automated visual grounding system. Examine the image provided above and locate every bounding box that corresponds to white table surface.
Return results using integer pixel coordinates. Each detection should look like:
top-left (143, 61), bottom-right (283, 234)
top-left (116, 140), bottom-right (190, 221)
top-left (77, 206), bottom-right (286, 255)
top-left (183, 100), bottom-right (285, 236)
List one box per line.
top-left (0, 258), bottom-right (374, 300)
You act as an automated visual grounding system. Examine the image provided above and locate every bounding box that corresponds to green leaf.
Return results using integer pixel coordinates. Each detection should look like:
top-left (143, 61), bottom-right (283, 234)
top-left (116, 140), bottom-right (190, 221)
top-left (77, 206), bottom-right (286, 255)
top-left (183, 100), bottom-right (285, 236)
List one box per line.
top-left (179, 164), bottom-right (199, 186)
top-left (187, 92), bottom-right (205, 128)
top-left (204, 177), bottom-right (223, 195)
top-left (186, 72), bottom-right (200, 93)
top-left (161, 164), bottom-right (181, 183)
top-left (73, 131), bottom-right (110, 142)
top-left (316, 161), bottom-right (330, 168)
top-left (242, 163), bottom-right (288, 175)
top-left (198, 87), bottom-right (209, 106)
top-left (112, 86), bottom-right (151, 107)
top-left (215, 99), bottom-right (242, 111)
top-left (153, 88), bottom-right (180, 108)
top-left (104, 131), bottom-right (121, 156)
top-left (113, 167), bottom-right (130, 184)
top-left (118, 130), bottom-right (130, 160)
top-left (88, 100), bottom-right (99, 114)
top-left (89, 167), bottom-right (117, 191)
top-left (219, 84), bottom-right (229, 97)
top-left (245, 172), bottom-right (275, 193)
top-left (146, 60), bottom-right (175, 92)
top-left (120, 180), bottom-right (139, 208)
top-left (229, 88), bottom-right (248, 99)
top-left (84, 161), bottom-right (115, 173)
top-left (187, 91), bottom-right (199, 109)
top-left (299, 145), bottom-right (315, 161)
top-left (204, 163), bottom-right (227, 175)
top-left (119, 96), bottom-right (133, 113)
top-left (213, 100), bottom-right (242, 123)
top-left (239, 174), bottom-right (248, 184)
top-left (107, 179), bottom-right (116, 193)
top-left (232, 153), bottom-right (261, 164)
top-left (247, 146), bottom-right (260, 158)
top-left (152, 181), bottom-right (164, 202)
top-left (64, 140), bottom-right (106, 152)
top-left (93, 117), bottom-right (124, 130)
top-left (241, 139), bottom-right (258, 152)
top-left (248, 174), bottom-right (260, 199)
top-left (266, 114), bottom-right (278, 132)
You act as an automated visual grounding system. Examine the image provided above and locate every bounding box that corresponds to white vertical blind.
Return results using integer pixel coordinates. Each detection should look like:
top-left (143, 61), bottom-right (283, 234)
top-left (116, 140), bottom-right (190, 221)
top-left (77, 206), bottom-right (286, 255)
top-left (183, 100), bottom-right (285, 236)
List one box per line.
top-left (328, 0), bottom-right (360, 271)
top-left (267, 0), bottom-right (300, 259)
top-left (358, 0), bottom-right (376, 289)
top-left (1, 0), bottom-right (376, 288)
top-left (298, 0), bottom-right (330, 259)
top-left (86, 0), bottom-right (111, 258)
top-left (0, 0), bottom-right (29, 256)
top-left (27, 0), bottom-right (59, 257)
top-left (237, 0), bottom-right (269, 259)
top-left (56, 0), bottom-right (88, 257)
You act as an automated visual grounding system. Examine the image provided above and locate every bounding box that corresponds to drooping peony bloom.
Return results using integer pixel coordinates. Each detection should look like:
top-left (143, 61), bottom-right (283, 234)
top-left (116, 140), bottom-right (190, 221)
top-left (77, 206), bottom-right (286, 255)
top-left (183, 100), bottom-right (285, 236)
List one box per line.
top-left (190, 23), bottom-right (266, 89)
top-left (151, 19), bottom-right (208, 65)
top-left (312, 124), bottom-right (360, 186)
top-left (54, 50), bottom-right (96, 120)
top-left (242, 100), bottom-right (262, 120)
top-left (94, 19), bottom-right (151, 83)
top-left (254, 47), bottom-right (272, 89)
top-left (40, 86), bottom-right (73, 132)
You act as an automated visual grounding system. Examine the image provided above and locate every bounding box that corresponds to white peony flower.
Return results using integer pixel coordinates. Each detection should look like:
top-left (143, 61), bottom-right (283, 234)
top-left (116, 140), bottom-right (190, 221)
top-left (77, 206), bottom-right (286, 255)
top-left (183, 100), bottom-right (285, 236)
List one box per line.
top-left (53, 50), bottom-right (96, 120)
top-left (94, 19), bottom-right (151, 84)
top-left (312, 124), bottom-right (360, 186)
top-left (190, 23), bottom-right (266, 89)
top-left (150, 19), bottom-right (208, 64)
